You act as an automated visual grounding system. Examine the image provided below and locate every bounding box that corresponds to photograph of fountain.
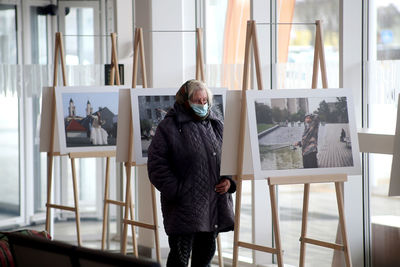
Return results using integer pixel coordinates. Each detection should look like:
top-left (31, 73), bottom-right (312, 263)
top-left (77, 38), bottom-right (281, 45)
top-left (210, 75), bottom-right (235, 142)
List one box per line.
top-left (246, 89), bottom-right (361, 178)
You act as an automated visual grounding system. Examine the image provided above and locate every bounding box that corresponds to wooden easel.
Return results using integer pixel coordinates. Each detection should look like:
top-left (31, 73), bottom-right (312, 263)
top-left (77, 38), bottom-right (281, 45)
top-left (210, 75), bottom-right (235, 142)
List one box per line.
top-left (232, 20), bottom-right (352, 267)
top-left (46, 32), bottom-right (121, 247)
top-left (101, 32), bottom-right (133, 250)
top-left (195, 27), bottom-right (224, 267)
top-left (45, 32), bottom-right (83, 245)
top-left (196, 28), bottom-right (205, 82)
top-left (120, 28), bottom-right (161, 263)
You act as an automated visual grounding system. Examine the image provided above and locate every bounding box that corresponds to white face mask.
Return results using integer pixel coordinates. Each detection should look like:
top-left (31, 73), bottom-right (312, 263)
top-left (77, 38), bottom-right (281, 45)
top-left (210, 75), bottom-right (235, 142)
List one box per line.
top-left (189, 102), bottom-right (209, 117)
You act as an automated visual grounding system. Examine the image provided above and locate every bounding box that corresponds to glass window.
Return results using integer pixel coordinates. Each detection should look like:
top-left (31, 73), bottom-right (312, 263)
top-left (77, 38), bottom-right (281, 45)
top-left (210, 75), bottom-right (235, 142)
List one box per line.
top-left (0, 5), bottom-right (17, 64)
top-left (204, 0), bottom-right (251, 263)
top-left (30, 6), bottom-right (49, 213)
top-left (277, 0), bottom-right (339, 89)
top-left (0, 4), bottom-right (20, 219)
top-left (64, 7), bottom-right (95, 65)
top-left (205, 0), bottom-right (249, 89)
top-left (56, 2), bottom-right (103, 219)
top-left (367, 1), bottom-right (400, 266)
top-left (0, 95), bottom-right (20, 219)
top-left (375, 2), bottom-right (400, 60)
top-left (33, 96), bottom-right (47, 213)
top-left (275, 1), bottom-right (341, 266)
top-left (30, 6), bottom-right (48, 65)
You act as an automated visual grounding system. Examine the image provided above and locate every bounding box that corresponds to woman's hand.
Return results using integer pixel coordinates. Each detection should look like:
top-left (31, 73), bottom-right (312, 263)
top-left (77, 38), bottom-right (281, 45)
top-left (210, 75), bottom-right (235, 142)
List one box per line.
top-left (215, 178), bottom-right (231, 194)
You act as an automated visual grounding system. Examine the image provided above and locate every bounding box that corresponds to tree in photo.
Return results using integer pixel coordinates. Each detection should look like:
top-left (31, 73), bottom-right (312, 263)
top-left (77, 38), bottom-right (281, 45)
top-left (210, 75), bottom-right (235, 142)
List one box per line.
top-left (255, 102), bottom-right (273, 124)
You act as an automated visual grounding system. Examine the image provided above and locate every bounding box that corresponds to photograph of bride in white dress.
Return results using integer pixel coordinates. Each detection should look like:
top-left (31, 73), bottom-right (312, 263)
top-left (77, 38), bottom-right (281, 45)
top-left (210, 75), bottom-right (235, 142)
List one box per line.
top-left (61, 91), bottom-right (118, 148)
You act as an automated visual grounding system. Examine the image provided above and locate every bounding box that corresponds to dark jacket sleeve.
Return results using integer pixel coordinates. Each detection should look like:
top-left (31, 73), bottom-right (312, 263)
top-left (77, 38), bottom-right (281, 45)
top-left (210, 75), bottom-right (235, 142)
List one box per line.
top-left (221, 175), bottom-right (236, 193)
top-left (147, 123), bottom-right (180, 201)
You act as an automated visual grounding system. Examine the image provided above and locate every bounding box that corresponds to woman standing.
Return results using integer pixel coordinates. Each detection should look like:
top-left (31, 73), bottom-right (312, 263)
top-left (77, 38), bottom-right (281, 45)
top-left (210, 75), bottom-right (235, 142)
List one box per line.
top-left (147, 80), bottom-right (236, 267)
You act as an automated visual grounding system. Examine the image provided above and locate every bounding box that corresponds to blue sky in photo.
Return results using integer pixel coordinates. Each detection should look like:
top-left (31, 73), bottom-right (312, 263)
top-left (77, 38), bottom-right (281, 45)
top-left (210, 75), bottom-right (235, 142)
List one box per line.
top-left (62, 92), bottom-right (119, 117)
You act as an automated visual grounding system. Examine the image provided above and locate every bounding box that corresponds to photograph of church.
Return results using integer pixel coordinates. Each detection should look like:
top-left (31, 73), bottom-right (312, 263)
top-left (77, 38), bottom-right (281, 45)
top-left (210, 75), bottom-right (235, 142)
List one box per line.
top-left (61, 91), bottom-right (119, 148)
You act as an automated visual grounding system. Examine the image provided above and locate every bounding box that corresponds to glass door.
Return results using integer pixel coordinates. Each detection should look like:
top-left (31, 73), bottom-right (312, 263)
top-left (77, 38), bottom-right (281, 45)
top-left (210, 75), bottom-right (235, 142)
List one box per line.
top-left (0, 3), bottom-right (21, 225)
top-left (57, 1), bottom-right (103, 217)
top-left (22, 1), bottom-right (52, 216)
top-left (366, 0), bottom-right (400, 265)
top-left (59, 1), bottom-right (101, 65)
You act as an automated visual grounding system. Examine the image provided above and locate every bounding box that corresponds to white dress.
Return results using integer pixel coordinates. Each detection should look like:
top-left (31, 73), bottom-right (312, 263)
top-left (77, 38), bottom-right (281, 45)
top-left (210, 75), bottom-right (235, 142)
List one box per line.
top-left (90, 116), bottom-right (108, 145)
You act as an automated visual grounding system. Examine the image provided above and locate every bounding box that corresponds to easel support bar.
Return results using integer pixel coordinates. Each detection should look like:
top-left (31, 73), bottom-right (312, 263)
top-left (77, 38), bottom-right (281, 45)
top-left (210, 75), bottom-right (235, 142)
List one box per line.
top-left (48, 152), bottom-right (62, 156)
top-left (69, 151), bottom-right (116, 159)
top-left (124, 162), bottom-right (137, 167)
top-left (123, 219), bottom-right (157, 230)
top-left (46, 204), bottom-right (76, 212)
top-left (237, 241), bottom-right (280, 254)
top-left (268, 173), bottom-right (347, 185)
top-left (238, 174), bottom-right (254, 180)
top-left (105, 199), bottom-right (125, 206)
top-left (300, 237), bottom-right (344, 251)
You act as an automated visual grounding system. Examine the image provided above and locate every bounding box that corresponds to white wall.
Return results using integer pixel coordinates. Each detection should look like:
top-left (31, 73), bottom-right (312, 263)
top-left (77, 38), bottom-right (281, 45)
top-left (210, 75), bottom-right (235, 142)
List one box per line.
top-left (340, 0), bottom-right (364, 266)
top-left (150, 0), bottom-right (196, 87)
top-left (115, 0), bottom-right (134, 86)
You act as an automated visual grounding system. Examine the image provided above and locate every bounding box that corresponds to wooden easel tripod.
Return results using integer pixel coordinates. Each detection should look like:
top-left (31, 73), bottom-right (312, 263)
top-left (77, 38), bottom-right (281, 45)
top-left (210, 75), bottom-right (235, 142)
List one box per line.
top-left (45, 32), bottom-right (83, 245)
top-left (46, 33), bottom-right (120, 246)
top-left (231, 20), bottom-right (352, 267)
top-left (119, 28), bottom-right (162, 263)
top-left (100, 32), bottom-right (133, 251)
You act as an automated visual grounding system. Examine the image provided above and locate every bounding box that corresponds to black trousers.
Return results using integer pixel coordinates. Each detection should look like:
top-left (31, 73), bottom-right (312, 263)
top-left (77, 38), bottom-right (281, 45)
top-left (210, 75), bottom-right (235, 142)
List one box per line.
top-left (167, 232), bottom-right (216, 267)
top-left (303, 151), bottom-right (318, 168)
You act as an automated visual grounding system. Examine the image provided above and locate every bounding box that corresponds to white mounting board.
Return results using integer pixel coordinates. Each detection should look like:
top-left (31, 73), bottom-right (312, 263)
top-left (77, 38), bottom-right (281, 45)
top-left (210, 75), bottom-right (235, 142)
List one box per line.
top-left (39, 87), bottom-right (60, 153)
top-left (220, 90), bottom-right (254, 176)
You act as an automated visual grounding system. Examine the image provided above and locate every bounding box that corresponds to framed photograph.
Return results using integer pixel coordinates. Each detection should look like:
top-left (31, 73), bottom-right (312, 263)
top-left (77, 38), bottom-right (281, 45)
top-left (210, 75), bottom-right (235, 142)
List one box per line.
top-left (131, 87), bottom-right (227, 164)
top-left (55, 86), bottom-right (126, 154)
top-left (247, 88), bottom-right (361, 178)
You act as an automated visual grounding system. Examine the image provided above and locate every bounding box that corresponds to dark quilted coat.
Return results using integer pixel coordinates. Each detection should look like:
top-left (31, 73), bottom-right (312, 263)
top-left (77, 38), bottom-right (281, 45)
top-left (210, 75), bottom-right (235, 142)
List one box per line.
top-left (147, 102), bottom-right (236, 236)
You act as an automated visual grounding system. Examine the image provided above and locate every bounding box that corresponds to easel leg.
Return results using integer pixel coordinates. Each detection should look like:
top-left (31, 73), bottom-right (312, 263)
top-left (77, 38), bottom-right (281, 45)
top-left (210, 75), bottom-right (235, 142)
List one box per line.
top-left (299, 183), bottom-right (310, 267)
top-left (130, 179), bottom-right (138, 257)
top-left (121, 165), bottom-right (137, 255)
top-left (121, 165), bottom-right (130, 254)
top-left (232, 177), bottom-right (243, 267)
top-left (70, 158), bottom-right (82, 246)
top-left (45, 153), bottom-right (54, 232)
top-left (101, 157), bottom-right (111, 250)
top-left (151, 184), bottom-right (161, 262)
top-left (335, 182), bottom-right (352, 267)
top-left (217, 234), bottom-right (223, 267)
top-left (269, 184), bottom-right (284, 267)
